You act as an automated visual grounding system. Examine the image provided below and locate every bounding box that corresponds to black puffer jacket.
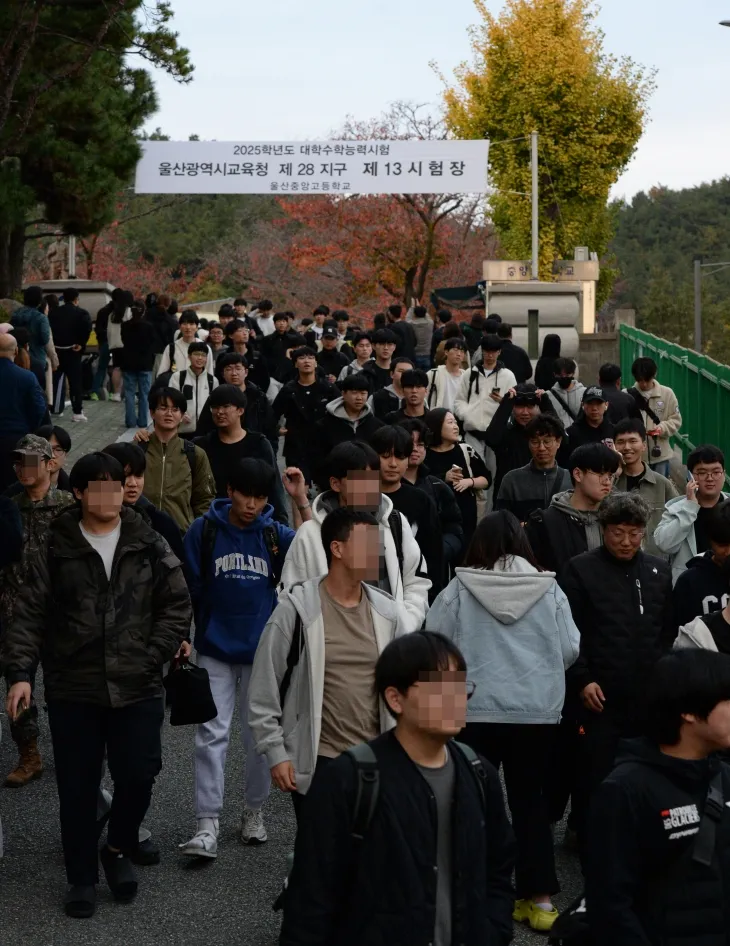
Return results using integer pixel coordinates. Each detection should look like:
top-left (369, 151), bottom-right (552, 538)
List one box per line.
top-left (195, 381), bottom-right (279, 454)
top-left (2, 506), bottom-right (191, 707)
top-left (144, 304), bottom-right (179, 354)
top-left (587, 738), bottom-right (730, 946)
top-left (280, 731), bottom-right (516, 946)
top-left (560, 547), bottom-right (675, 711)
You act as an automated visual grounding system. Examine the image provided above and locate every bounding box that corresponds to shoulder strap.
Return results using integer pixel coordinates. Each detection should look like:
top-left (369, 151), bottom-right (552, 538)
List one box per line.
top-left (452, 740), bottom-right (488, 813)
top-left (263, 524), bottom-right (283, 588)
top-left (138, 440), bottom-right (149, 455)
top-left (692, 771), bottom-right (725, 867)
top-left (169, 340), bottom-right (176, 371)
top-left (629, 387), bottom-right (662, 426)
top-left (182, 437), bottom-right (197, 480)
top-left (179, 369), bottom-right (188, 389)
top-left (345, 743), bottom-right (381, 840)
top-left (467, 366), bottom-right (479, 401)
top-left (387, 509), bottom-right (404, 577)
top-left (426, 368), bottom-right (438, 408)
top-left (278, 611), bottom-right (303, 706)
top-left (549, 388), bottom-right (578, 421)
top-left (458, 442), bottom-right (475, 479)
top-left (207, 373), bottom-right (215, 389)
top-left (199, 517), bottom-right (218, 588)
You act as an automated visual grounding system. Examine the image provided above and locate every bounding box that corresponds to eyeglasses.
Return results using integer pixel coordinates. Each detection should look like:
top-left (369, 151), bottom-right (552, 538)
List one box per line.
top-left (529, 437), bottom-right (557, 447)
top-left (156, 407), bottom-right (181, 415)
top-left (607, 527), bottom-right (645, 542)
top-left (586, 471), bottom-right (615, 485)
top-left (51, 446), bottom-right (66, 456)
top-left (693, 470), bottom-right (725, 480)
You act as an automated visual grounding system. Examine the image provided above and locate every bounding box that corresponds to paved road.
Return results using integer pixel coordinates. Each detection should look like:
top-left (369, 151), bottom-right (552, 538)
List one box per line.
top-left (0, 398), bottom-right (583, 944)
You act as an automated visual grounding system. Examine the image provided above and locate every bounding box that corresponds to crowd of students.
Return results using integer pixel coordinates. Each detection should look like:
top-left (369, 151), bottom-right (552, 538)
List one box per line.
top-left (1, 293), bottom-right (730, 946)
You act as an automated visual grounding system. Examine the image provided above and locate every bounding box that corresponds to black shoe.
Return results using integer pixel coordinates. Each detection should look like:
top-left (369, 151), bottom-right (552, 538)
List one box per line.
top-left (64, 885), bottom-right (96, 919)
top-left (130, 837), bottom-right (160, 866)
top-left (100, 846), bottom-right (138, 903)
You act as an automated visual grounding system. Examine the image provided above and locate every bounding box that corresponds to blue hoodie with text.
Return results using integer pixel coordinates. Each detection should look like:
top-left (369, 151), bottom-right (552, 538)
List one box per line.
top-left (184, 499), bottom-right (296, 663)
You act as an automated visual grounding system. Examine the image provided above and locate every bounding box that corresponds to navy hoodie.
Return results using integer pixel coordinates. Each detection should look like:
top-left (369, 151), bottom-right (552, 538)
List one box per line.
top-left (184, 499), bottom-right (295, 663)
top-left (673, 552), bottom-right (730, 630)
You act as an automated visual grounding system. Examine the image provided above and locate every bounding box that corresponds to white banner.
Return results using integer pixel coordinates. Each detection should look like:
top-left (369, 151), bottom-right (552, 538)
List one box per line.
top-left (134, 140), bottom-right (489, 195)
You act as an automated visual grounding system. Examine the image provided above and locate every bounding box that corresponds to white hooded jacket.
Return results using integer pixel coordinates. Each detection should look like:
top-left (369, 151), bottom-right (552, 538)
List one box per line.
top-left (280, 491), bottom-right (430, 635)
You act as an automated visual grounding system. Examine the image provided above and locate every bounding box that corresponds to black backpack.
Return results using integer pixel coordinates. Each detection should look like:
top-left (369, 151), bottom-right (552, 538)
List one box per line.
top-left (150, 341), bottom-right (178, 391)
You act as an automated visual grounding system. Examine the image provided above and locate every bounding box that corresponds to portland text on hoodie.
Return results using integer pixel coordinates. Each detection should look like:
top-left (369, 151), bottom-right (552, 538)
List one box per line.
top-left (184, 499), bottom-right (295, 664)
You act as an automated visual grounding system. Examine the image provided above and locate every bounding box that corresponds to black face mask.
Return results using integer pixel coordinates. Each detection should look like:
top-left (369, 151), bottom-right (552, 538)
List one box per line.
top-left (557, 376), bottom-right (574, 389)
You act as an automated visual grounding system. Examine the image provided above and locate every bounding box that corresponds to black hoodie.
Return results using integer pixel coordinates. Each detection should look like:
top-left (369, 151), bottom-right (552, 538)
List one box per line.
top-left (674, 552), bottom-right (730, 630)
top-left (586, 737), bottom-right (730, 946)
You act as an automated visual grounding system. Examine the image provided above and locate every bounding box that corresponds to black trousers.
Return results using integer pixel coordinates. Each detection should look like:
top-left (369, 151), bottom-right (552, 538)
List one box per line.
top-left (574, 706), bottom-right (643, 867)
top-left (544, 695), bottom-right (583, 826)
top-left (48, 698), bottom-right (164, 885)
top-left (461, 722), bottom-right (559, 898)
top-left (291, 755), bottom-right (335, 825)
top-left (53, 349), bottom-right (83, 415)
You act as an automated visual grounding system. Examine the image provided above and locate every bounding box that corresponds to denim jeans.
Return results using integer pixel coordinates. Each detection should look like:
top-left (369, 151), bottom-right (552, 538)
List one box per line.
top-left (92, 342), bottom-right (110, 395)
top-left (649, 459), bottom-right (671, 478)
top-left (122, 371), bottom-right (152, 427)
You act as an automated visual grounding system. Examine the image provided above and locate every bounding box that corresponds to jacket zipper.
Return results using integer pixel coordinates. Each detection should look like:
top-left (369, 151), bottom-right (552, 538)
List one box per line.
top-left (159, 442), bottom-right (167, 511)
top-left (636, 577), bottom-right (644, 615)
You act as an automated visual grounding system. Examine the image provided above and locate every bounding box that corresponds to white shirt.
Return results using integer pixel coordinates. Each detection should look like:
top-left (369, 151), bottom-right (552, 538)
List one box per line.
top-left (442, 372), bottom-right (462, 412)
top-left (79, 521), bottom-right (121, 580)
top-left (256, 314), bottom-right (275, 336)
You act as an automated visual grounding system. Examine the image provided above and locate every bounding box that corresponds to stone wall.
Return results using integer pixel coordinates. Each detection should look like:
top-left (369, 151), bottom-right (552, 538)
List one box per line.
top-left (577, 332), bottom-right (619, 385)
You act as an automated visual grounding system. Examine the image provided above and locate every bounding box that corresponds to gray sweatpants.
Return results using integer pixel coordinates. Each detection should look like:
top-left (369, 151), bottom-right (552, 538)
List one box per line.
top-left (194, 656), bottom-right (271, 819)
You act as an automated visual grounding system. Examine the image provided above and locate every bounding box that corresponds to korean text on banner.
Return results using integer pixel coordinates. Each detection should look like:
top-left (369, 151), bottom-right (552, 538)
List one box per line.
top-left (134, 140), bottom-right (490, 196)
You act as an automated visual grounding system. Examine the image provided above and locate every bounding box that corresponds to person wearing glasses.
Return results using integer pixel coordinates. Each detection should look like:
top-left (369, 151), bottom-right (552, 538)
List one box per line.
top-left (139, 388), bottom-right (215, 531)
top-left (193, 384), bottom-right (289, 525)
top-left (277, 628), bottom-right (517, 946)
top-left (654, 444), bottom-right (730, 585)
top-left (495, 414), bottom-right (571, 522)
top-left (426, 511), bottom-right (580, 933)
top-left (560, 492), bottom-right (675, 864)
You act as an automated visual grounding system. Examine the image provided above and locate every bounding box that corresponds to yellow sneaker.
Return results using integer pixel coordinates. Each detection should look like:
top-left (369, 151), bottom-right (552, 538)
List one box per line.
top-left (513, 898), bottom-right (559, 932)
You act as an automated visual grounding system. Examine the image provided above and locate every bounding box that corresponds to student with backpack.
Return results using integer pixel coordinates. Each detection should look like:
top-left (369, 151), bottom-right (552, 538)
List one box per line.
top-left (169, 341), bottom-right (218, 435)
top-left (279, 441), bottom-right (431, 635)
top-left (275, 629), bottom-right (516, 946)
top-left (180, 460), bottom-right (309, 857)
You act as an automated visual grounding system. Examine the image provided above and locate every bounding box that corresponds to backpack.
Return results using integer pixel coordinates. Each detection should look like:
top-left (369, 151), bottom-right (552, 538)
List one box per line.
top-left (277, 511), bottom-right (404, 708)
top-left (150, 341), bottom-right (178, 391)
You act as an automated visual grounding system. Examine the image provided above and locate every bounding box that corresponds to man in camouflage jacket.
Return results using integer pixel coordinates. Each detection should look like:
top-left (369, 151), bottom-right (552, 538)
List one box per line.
top-left (0, 434), bottom-right (75, 786)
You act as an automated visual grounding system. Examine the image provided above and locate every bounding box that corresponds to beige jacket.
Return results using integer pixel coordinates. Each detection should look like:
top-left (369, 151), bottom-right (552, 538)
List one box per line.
top-left (630, 381), bottom-right (681, 464)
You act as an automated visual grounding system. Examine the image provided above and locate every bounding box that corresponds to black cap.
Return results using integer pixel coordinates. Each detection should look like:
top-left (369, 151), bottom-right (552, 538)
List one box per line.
top-left (513, 382), bottom-right (539, 405)
top-left (583, 385), bottom-right (607, 403)
top-left (322, 327), bottom-right (338, 340)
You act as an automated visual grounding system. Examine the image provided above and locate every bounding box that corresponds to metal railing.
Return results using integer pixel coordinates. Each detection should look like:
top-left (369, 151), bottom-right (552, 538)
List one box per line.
top-left (619, 324), bottom-right (730, 463)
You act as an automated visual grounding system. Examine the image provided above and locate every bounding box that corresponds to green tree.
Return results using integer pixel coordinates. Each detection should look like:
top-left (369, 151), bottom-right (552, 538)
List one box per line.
top-left (441, 0), bottom-right (654, 304)
top-left (0, 1), bottom-right (192, 295)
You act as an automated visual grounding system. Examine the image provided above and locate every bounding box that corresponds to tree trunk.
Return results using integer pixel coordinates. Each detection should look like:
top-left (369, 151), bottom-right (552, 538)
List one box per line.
top-left (0, 222), bottom-right (25, 297)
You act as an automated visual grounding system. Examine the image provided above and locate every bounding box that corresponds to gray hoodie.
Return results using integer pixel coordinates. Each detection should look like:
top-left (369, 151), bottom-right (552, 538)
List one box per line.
top-left (550, 489), bottom-right (603, 551)
top-left (325, 395), bottom-right (376, 432)
top-left (426, 556), bottom-right (581, 724)
top-left (248, 577), bottom-right (403, 794)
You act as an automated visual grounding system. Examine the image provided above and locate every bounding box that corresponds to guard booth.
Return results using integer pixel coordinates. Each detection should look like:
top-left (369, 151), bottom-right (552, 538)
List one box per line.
top-left (482, 258), bottom-right (600, 360)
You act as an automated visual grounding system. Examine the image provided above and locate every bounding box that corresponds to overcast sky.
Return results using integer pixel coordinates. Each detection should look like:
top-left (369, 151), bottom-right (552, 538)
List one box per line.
top-left (147, 0), bottom-right (730, 201)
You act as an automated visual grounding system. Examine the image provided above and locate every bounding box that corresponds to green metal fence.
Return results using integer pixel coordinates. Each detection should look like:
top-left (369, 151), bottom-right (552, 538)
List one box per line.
top-left (619, 324), bottom-right (730, 464)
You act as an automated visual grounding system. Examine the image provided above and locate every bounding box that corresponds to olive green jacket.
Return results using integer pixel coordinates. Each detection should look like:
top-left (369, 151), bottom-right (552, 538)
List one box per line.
top-left (142, 433), bottom-right (215, 531)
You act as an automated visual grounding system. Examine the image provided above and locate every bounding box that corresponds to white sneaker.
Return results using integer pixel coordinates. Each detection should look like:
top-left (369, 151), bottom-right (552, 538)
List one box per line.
top-left (178, 818), bottom-right (219, 859)
top-left (240, 808), bottom-right (267, 845)
top-left (110, 393), bottom-right (122, 402)
top-left (72, 413), bottom-right (88, 423)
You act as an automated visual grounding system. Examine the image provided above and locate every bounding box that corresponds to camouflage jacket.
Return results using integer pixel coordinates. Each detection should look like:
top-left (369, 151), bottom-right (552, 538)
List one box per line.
top-left (0, 487), bottom-right (76, 624)
top-left (2, 506), bottom-right (191, 707)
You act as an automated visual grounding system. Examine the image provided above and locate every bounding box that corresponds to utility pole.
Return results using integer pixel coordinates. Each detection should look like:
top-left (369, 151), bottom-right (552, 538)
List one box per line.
top-left (694, 255), bottom-right (702, 353)
top-left (68, 234), bottom-right (77, 278)
top-left (531, 130), bottom-right (539, 280)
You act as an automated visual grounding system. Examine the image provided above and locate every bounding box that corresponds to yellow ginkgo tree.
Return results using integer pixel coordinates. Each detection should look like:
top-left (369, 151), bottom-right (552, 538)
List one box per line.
top-left (441, 0), bottom-right (655, 303)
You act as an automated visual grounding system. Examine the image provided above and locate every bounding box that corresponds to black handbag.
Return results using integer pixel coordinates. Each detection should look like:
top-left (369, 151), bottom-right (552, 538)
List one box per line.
top-left (163, 655), bottom-right (218, 726)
